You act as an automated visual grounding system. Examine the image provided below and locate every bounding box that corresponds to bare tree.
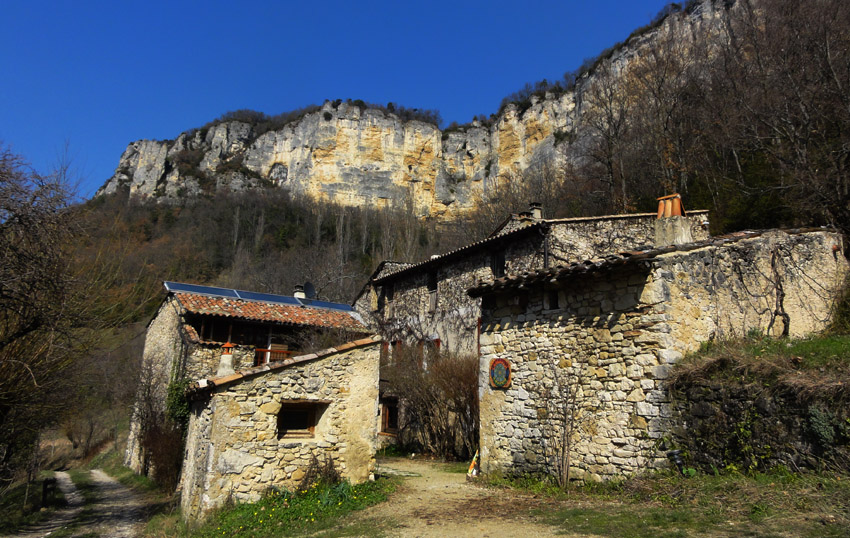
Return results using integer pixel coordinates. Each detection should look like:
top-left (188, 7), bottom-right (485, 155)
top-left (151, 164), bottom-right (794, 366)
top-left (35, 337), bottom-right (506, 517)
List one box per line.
top-left (0, 145), bottom-right (82, 490)
top-left (540, 365), bottom-right (592, 490)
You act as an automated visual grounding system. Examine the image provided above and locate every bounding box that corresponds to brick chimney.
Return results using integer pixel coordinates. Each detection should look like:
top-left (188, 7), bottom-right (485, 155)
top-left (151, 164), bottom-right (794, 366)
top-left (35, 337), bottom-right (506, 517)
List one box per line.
top-left (294, 284), bottom-right (306, 299)
top-left (529, 202), bottom-right (543, 220)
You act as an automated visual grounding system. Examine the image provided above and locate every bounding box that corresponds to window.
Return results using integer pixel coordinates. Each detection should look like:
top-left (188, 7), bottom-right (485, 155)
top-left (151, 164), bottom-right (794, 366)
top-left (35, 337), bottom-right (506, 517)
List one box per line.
top-left (277, 402), bottom-right (327, 439)
top-left (380, 398), bottom-right (399, 434)
top-left (491, 251), bottom-right (506, 278)
top-left (427, 272), bottom-right (438, 313)
top-left (194, 316), bottom-right (231, 343)
top-left (547, 290), bottom-right (560, 310)
top-left (380, 284), bottom-right (394, 317)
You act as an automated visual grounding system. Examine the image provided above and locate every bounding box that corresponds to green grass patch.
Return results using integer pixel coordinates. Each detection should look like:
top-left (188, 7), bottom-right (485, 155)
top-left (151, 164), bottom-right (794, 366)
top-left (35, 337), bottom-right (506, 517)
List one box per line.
top-left (0, 473), bottom-right (66, 533)
top-left (743, 334), bottom-right (850, 370)
top-left (156, 478), bottom-right (396, 538)
top-left (442, 461), bottom-right (471, 474)
top-left (86, 444), bottom-right (160, 493)
top-left (67, 470), bottom-right (98, 504)
top-left (500, 468), bottom-right (850, 537)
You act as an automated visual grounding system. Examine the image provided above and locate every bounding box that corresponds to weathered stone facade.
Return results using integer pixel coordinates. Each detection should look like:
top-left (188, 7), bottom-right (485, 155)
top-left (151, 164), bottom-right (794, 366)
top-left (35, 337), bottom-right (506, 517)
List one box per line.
top-left (126, 284), bottom-right (369, 477)
top-left (472, 229), bottom-right (848, 482)
top-left (181, 338), bottom-right (380, 520)
top-left (356, 209), bottom-right (708, 355)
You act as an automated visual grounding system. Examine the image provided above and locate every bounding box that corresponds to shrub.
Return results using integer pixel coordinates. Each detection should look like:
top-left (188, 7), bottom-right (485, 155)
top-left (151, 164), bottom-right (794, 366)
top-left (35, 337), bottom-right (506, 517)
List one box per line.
top-left (139, 412), bottom-right (184, 491)
top-left (383, 347), bottom-right (478, 460)
top-left (297, 454), bottom-right (341, 492)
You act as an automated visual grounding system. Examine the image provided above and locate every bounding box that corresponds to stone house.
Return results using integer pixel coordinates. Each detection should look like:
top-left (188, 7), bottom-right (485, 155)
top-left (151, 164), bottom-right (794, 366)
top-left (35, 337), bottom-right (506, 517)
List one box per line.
top-left (125, 281), bottom-right (373, 487)
top-left (180, 336), bottom-right (381, 520)
top-left (354, 203), bottom-right (710, 356)
top-left (353, 201), bottom-right (709, 444)
top-left (469, 228), bottom-right (848, 482)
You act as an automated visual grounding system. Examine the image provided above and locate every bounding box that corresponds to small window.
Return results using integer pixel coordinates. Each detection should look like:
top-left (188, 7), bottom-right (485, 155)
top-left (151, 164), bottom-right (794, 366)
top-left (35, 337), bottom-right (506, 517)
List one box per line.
top-left (491, 251), bottom-right (506, 278)
top-left (380, 398), bottom-right (399, 434)
top-left (385, 284), bottom-right (395, 317)
top-left (547, 290), bottom-right (560, 310)
top-left (277, 403), bottom-right (326, 439)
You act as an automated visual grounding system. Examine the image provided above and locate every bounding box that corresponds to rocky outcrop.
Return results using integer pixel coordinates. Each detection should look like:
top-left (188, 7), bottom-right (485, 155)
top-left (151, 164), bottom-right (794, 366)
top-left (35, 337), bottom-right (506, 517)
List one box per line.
top-left (95, 1), bottom-right (729, 218)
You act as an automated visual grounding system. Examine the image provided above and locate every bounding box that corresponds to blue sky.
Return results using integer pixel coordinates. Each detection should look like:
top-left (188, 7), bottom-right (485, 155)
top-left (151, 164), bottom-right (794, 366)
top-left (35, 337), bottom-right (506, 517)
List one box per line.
top-left (1, 1), bottom-right (673, 198)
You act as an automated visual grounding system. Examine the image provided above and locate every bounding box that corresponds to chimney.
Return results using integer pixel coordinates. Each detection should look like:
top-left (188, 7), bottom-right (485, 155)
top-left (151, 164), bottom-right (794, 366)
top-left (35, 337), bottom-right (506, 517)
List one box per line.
top-left (529, 202), bottom-right (543, 220)
top-left (217, 342), bottom-right (236, 377)
top-left (294, 284), bottom-right (306, 299)
top-left (654, 193), bottom-right (693, 246)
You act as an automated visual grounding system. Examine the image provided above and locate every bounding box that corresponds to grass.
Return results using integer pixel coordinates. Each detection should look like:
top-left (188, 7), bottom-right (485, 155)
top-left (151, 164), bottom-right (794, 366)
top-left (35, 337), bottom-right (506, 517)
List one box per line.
top-left (144, 477), bottom-right (396, 538)
top-left (85, 443), bottom-right (160, 494)
top-left (490, 468), bottom-right (850, 537)
top-left (0, 472), bottom-right (66, 533)
top-left (443, 461), bottom-right (471, 474)
top-left (670, 334), bottom-right (850, 404)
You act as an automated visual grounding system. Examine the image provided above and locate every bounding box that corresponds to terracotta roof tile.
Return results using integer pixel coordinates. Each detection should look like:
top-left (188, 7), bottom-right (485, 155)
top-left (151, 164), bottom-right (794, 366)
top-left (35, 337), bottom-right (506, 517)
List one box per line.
top-left (174, 292), bottom-right (367, 331)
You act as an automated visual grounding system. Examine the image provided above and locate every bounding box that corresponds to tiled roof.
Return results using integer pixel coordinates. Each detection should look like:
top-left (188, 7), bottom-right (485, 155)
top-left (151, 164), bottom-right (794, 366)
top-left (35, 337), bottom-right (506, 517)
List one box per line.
top-left (186, 336), bottom-right (381, 397)
top-left (468, 227), bottom-right (829, 297)
top-left (174, 292), bottom-right (367, 331)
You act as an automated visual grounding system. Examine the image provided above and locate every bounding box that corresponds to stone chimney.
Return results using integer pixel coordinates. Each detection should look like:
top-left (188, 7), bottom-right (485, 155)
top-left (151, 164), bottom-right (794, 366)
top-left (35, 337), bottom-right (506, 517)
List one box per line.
top-left (529, 202), bottom-right (543, 220)
top-left (654, 194), bottom-right (693, 247)
top-left (217, 342), bottom-right (236, 377)
top-left (294, 284), bottom-right (306, 299)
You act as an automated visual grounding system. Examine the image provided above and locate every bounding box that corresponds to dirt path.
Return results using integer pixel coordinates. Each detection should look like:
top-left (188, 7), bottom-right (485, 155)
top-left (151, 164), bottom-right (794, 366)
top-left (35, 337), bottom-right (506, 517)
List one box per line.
top-left (76, 469), bottom-right (149, 537)
top-left (5, 469), bottom-right (153, 538)
top-left (359, 458), bottom-right (568, 538)
top-left (2, 471), bottom-right (84, 538)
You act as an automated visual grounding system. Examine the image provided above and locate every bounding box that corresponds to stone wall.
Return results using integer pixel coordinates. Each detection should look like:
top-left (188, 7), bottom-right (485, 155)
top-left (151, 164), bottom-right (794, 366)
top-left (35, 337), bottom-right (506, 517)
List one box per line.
top-left (547, 212), bottom-right (709, 264)
top-left (478, 229), bottom-right (847, 482)
top-left (125, 298), bottom-right (186, 472)
top-left (373, 232), bottom-right (543, 354)
top-left (180, 341), bottom-right (380, 521)
top-left (478, 266), bottom-right (668, 482)
top-left (650, 230), bottom-right (847, 356)
top-left (671, 379), bottom-right (850, 473)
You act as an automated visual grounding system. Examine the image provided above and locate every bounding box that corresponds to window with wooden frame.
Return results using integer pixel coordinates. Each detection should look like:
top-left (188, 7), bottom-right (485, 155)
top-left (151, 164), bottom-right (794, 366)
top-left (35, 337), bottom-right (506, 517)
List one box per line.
top-left (380, 397), bottom-right (399, 435)
top-left (277, 402), bottom-right (327, 439)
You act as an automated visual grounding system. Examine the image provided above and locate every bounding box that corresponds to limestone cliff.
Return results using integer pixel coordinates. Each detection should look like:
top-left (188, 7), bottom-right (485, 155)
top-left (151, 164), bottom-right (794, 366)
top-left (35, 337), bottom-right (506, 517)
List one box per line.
top-left (96, 1), bottom-right (729, 218)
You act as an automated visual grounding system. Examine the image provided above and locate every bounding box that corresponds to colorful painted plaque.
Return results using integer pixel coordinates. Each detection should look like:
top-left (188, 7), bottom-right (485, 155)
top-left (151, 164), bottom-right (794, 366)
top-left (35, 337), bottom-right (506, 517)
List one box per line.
top-left (489, 358), bottom-right (511, 388)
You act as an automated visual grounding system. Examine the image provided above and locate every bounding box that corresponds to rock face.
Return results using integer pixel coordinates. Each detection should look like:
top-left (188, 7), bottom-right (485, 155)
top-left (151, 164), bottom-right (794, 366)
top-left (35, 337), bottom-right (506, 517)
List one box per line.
top-left (95, 2), bottom-right (728, 218)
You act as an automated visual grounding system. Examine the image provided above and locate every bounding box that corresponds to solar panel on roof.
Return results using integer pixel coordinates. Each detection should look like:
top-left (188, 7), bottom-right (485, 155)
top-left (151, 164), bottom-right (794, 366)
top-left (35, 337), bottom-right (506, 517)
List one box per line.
top-left (235, 290), bottom-right (302, 305)
top-left (300, 299), bottom-right (354, 311)
top-left (165, 281), bottom-right (239, 298)
top-left (165, 281), bottom-right (354, 312)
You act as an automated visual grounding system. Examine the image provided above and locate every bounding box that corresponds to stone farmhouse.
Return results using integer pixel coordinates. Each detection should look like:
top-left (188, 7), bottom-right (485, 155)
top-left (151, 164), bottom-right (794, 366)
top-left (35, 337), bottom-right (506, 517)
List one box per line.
top-left (126, 282), bottom-right (379, 519)
top-left (128, 198), bottom-right (849, 519)
top-left (470, 227), bottom-right (847, 482)
top-left (356, 199), bottom-right (848, 481)
top-left (354, 201), bottom-right (710, 354)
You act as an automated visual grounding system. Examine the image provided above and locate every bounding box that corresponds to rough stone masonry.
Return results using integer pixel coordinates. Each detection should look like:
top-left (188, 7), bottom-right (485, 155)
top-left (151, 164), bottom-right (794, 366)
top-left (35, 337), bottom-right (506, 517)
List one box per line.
top-left (473, 229), bottom-right (848, 482)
